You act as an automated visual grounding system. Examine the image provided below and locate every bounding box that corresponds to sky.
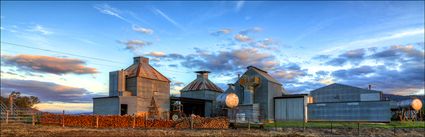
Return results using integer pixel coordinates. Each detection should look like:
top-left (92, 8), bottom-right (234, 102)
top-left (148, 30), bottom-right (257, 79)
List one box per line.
top-left (1, 1), bottom-right (424, 113)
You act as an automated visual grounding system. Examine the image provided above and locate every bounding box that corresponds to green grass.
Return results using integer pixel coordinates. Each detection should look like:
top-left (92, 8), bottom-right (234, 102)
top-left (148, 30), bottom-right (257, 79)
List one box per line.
top-left (265, 121), bottom-right (425, 129)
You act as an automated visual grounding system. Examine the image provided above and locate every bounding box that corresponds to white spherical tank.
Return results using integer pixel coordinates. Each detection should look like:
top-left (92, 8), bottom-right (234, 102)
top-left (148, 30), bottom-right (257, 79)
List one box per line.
top-left (216, 93), bottom-right (239, 108)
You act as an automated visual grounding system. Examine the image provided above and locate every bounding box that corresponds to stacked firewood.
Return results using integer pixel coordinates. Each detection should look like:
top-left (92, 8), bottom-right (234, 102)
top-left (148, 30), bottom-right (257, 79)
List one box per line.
top-left (64, 115), bottom-right (94, 127)
top-left (39, 114), bottom-right (228, 129)
top-left (175, 116), bottom-right (228, 129)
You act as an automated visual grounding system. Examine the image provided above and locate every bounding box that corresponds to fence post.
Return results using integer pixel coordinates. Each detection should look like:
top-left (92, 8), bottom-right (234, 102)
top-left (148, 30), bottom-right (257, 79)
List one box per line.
top-left (145, 114), bottom-right (147, 128)
top-left (248, 118), bottom-right (250, 130)
top-left (6, 110), bottom-right (9, 124)
top-left (132, 115), bottom-right (135, 128)
top-left (96, 115), bottom-right (99, 128)
top-left (393, 124), bottom-right (396, 135)
top-left (357, 122), bottom-right (360, 136)
top-left (62, 110), bottom-right (65, 127)
top-left (32, 113), bottom-right (35, 126)
top-left (190, 115), bottom-right (193, 129)
top-left (330, 121), bottom-right (333, 134)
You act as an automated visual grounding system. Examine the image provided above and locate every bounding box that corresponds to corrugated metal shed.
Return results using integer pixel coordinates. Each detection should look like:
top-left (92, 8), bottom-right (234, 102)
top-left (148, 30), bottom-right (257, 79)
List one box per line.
top-left (308, 83), bottom-right (391, 122)
top-left (308, 101), bottom-right (391, 122)
top-left (310, 83), bottom-right (382, 103)
top-left (274, 94), bottom-right (308, 122)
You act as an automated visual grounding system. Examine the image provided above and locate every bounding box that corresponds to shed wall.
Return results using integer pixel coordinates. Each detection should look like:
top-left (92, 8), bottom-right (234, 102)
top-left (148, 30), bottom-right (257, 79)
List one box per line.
top-left (274, 97), bottom-right (306, 121)
top-left (93, 97), bottom-right (119, 115)
top-left (308, 101), bottom-right (391, 122)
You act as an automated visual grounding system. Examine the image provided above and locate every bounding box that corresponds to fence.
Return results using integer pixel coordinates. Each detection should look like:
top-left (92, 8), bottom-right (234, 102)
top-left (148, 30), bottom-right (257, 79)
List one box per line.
top-left (270, 120), bottom-right (425, 136)
top-left (0, 109), bottom-right (38, 125)
top-left (1, 111), bottom-right (229, 129)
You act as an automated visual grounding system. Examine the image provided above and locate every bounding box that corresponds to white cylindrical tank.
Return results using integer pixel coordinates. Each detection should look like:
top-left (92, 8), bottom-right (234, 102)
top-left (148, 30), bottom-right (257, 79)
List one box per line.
top-left (216, 92), bottom-right (239, 108)
top-left (397, 98), bottom-right (423, 111)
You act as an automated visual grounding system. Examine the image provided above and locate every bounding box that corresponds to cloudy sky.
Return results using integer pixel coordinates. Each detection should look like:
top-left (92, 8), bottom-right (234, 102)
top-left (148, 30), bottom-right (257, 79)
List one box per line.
top-left (1, 1), bottom-right (424, 113)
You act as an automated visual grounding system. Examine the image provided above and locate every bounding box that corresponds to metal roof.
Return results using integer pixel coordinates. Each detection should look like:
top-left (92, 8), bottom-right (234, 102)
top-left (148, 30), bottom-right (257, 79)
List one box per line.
top-left (180, 71), bottom-right (224, 93)
top-left (246, 66), bottom-right (281, 85)
top-left (124, 57), bottom-right (170, 82)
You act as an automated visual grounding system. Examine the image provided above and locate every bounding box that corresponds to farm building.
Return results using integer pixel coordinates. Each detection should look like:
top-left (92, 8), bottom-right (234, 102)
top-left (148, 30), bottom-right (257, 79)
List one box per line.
top-left (178, 71), bottom-right (224, 117)
top-left (307, 83), bottom-right (391, 122)
top-left (93, 56), bottom-right (170, 119)
top-left (274, 94), bottom-right (310, 122)
top-left (231, 66), bottom-right (285, 122)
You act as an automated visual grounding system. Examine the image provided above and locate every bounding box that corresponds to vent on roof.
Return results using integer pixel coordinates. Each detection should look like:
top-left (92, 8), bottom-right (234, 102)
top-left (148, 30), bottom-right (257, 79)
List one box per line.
top-left (134, 56), bottom-right (149, 64)
top-left (195, 71), bottom-right (210, 79)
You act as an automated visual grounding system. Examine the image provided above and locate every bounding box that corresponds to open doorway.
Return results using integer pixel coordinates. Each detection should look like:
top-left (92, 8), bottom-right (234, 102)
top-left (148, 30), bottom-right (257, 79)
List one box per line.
top-left (120, 104), bottom-right (128, 115)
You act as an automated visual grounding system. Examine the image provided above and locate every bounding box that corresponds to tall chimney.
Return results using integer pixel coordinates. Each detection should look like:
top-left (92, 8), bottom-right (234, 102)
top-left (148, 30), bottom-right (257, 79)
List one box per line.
top-left (133, 56), bottom-right (149, 64)
top-left (237, 73), bottom-right (240, 80)
top-left (195, 71), bottom-right (210, 79)
top-left (368, 84), bottom-right (372, 90)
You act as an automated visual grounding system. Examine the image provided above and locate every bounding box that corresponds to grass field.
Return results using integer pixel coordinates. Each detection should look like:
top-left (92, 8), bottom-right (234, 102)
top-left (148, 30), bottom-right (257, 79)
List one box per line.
top-left (265, 121), bottom-right (425, 129)
top-left (1, 122), bottom-right (424, 137)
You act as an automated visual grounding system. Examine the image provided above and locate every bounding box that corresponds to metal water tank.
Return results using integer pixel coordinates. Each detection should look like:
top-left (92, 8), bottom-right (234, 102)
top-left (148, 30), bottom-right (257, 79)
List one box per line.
top-left (397, 98), bottom-right (423, 111)
top-left (216, 92), bottom-right (239, 108)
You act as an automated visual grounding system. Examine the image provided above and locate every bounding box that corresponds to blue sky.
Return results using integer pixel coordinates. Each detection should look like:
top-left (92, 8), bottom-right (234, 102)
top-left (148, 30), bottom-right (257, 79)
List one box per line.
top-left (1, 1), bottom-right (424, 113)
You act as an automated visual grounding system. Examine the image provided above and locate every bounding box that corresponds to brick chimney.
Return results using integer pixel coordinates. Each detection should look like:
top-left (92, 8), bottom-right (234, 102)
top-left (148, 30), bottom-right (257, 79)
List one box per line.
top-left (195, 71), bottom-right (210, 79)
top-left (134, 56), bottom-right (149, 64)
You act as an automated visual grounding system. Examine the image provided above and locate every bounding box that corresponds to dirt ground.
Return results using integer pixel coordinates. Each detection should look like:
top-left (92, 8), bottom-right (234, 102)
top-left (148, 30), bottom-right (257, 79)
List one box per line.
top-left (1, 123), bottom-right (424, 137)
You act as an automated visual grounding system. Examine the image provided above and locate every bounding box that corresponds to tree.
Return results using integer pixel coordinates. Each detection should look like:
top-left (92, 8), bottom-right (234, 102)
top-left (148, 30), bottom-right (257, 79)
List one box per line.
top-left (1, 91), bottom-right (40, 108)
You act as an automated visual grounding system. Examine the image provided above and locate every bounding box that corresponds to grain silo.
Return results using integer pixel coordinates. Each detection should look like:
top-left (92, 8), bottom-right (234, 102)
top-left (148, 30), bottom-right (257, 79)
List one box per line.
top-left (179, 71), bottom-right (224, 117)
top-left (93, 56), bottom-right (170, 119)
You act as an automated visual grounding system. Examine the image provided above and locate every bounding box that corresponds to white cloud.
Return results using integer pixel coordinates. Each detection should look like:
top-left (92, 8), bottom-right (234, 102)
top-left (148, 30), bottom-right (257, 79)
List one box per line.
top-left (28, 25), bottom-right (53, 35)
top-left (94, 4), bottom-right (132, 24)
top-left (146, 51), bottom-right (166, 57)
top-left (152, 8), bottom-right (185, 30)
top-left (235, 1), bottom-right (245, 12)
top-left (323, 28), bottom-right (425, 53)
top-left (132, 25), bottom-right (153, 34)
top-left (234, 34), bottom-right (251, 42)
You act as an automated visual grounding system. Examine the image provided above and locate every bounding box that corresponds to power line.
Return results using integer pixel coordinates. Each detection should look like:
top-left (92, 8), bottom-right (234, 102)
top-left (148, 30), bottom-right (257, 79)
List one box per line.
top-left (1, 41), bottom-right (125, 64)
top-left (1, 41), bottom-right (193, 74)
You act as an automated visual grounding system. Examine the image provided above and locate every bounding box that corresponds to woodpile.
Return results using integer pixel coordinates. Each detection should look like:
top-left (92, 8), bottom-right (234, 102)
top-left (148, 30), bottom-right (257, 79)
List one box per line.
top-left (39, 114), bottom-right (228, 129)
top-left (175, 115), bottom-right (228, 129)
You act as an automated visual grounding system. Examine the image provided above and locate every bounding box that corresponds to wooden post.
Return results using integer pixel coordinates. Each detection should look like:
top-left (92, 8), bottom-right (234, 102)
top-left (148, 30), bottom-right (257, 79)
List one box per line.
top-left (96, 116), bottom-right (99, 128)
top-left (145, 114), bottom-right (147, 128)
top-left (190, 115), bottom-right (193, 129)
top-left (330, 121), bottom-right (333, 134)
top-left (248, 118), bottom-right (250, 130)
top-left (132, 115), bottom-right (135, 128)
top-left (62, 110), bottom-right (65, 127)
top-left (6, 110), bottom-right (9, 124)
top-left (393, 124), bottom-right (396, 135)
top-left (303, 121), bottom-right (305, 132)
top-left (32, 113), bottom-right (35, 126)
top-left (357, 122), bottom-right (360, 136)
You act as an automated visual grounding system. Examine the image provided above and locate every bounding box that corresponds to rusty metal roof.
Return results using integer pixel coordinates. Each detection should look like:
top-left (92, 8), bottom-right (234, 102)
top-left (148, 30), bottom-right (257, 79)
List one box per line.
top-left (125, 61), bottom-right (170, 82)
top-left (181, 71), bottom-right (223, 93)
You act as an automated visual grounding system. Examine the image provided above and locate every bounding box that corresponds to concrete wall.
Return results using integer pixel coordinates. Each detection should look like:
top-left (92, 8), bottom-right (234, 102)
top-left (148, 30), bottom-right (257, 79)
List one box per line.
top-left (93, 97), bottom-right (119, 115)
top-left (308, 101), bottom-right (391, 122)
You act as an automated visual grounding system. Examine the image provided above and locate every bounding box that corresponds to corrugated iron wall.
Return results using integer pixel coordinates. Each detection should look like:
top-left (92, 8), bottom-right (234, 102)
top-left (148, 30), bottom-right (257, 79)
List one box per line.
top-left (308, 101), bottom-right (391, 122)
